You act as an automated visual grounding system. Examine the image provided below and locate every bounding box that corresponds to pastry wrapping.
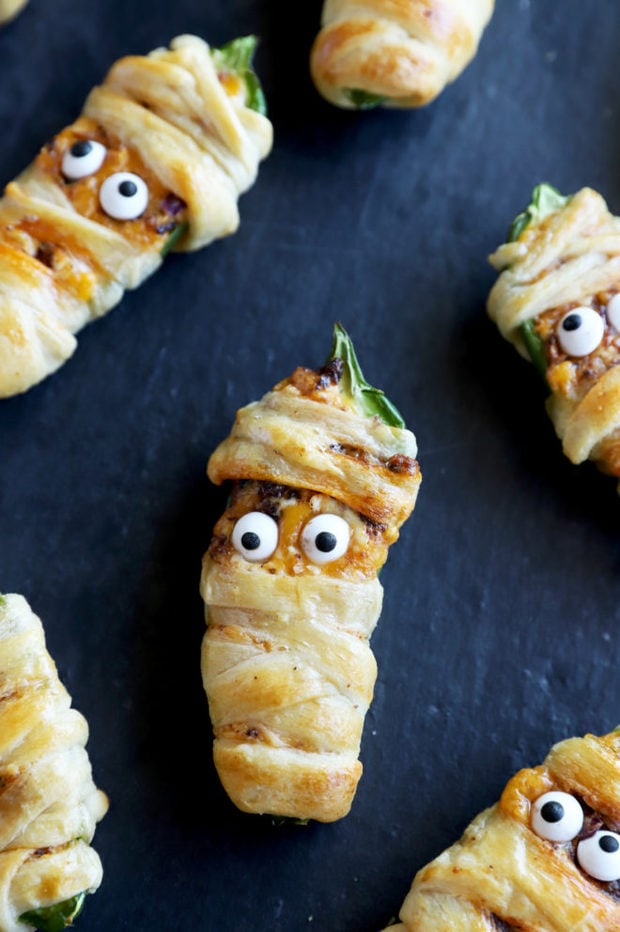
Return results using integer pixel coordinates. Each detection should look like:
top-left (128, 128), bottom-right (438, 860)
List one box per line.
top-left (200, 324), bottom-right (421, 822)
top-left (0, 0), bottom-right (28, 25)
top-left (0, 593), bottom-right (107, 932)
top-left (310, 0), bottom-right (494, 110)
top-left (385, 728), bottom-right (620, 931)
top-left (0, 34), bottom-right (272, 397)
top-left (488, 184), bottom-right (620, 488)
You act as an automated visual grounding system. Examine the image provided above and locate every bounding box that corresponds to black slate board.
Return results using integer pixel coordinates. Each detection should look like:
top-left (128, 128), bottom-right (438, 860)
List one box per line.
top-left (1, 1), bottom-right (620, 930)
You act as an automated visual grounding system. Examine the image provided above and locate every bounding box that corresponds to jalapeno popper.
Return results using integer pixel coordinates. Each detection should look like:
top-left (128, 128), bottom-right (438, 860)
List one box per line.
top-left (310, 0), bottom-right (494, 110)
top-left (488, 184), bottom-right (620, 488)
top-left (0, 35), bottom-right (272, 397)
top-left (385, 728), bottom-right (620, 931)
top-left (200, 325), bottom-right (421, 823)
top-left (0, 594), bottom-right (107, 932)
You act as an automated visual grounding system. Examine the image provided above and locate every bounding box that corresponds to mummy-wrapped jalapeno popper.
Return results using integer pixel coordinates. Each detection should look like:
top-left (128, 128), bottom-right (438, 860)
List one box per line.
top-left (0, 35), bottom-right (272, 397)
top-left (310, 0), bottom-right (495, 111)
top-left (488, 184), bottom-right (620, 489)
top-left (0, 594), bottom-right (107, 932)
top-left (200, 325), bottom-right (421, 823)
top-left (385, 728), bottom-right (620, 931)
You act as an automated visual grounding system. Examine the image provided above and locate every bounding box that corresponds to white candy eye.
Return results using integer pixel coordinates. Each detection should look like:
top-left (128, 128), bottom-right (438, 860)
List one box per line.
top-left (607, 294), bottom-right (620, 331)
top-left (301, 514), bottom-right (350, 565)
top-left (531, 791), bottom-right (584, 842)
top-left (231, 511), bottom-right (278, 562)
top-left (61, 139), bottom-right (107, 180)
top-left (99, 171), bottom-right (149, 220)
top-left (577, 830), bottom-right (620, 882)
top-left (557, 307), bottom-right (604, 357)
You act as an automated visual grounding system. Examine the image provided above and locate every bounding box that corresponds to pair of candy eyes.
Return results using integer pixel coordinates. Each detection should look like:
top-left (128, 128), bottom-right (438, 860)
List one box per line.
top-left (556, 298), bottom-right (620, 357)
top-left (61, 139), bottom-right (148, 220)
top-left (532, 790), bottom-right (620, 882)
top-left (231, 511), bottom-right (350, 565)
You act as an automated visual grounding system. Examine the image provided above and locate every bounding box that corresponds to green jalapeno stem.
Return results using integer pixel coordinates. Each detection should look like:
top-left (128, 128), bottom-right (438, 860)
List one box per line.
top-left (506, 184), bottom-right (569, 383)
top-left (506, 183), bottom-right (569, 244)
top-left (160, 221), bottom-right (189, 257)
top-left (212, 36), bottom-right (267, 116)
top-left (520, 318), bottom-right (548, 380)
top-left (19, 892), bottom-right (86, 932)
top-left (346, 89), bottom-right (387, 110)
top-left (328, 322), bottom-right (406, 428)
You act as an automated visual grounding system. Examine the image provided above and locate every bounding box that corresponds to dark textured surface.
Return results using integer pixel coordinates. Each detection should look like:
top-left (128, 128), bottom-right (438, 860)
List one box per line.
top-left (1, 1), bottom-right (620, 930)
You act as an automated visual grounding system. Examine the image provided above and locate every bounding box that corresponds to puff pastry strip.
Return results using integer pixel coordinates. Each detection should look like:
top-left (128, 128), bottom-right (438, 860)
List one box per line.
top-left (0, 593), bottom-right (107, 932)
top-left (488, 185), bottom-right (620, 487)
top-left (385, 729), bottom-right (620, 931)
top-left (0, 34), bottom-right (272, 397)
top-left (0, 0), bottom-right (27, 24)
top-left (310, 0), bottom-right (494, 109)
top-left (201, 325), bottom-right (421, 822)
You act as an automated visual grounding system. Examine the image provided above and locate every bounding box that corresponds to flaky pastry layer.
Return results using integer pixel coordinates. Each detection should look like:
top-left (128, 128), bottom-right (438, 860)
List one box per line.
top-left (0, 34), bottom-right (272, 397)
top-left (0, 594), bottom-right (107, 932)
top-left (387, 730), bottom-right (620, 931)
top-left (488, 187), bottom-right (620, 480)
top-left (310, 0), bottom-right (494, 108)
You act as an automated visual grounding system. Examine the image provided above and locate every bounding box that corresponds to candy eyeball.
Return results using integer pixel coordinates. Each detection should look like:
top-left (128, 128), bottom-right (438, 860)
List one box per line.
top-left (606, 294), bottom-right (620, 332)
top-left (577, 830), bottom-right (620, 882)
top-left (61, 139), bottom-right (107, 180)
top-left (531, 791), bottom-right (584, 842)
top-left (301, 513), bottom-right (350, 565)
top-left (231, 511), bottom-right (278, 563)
top-left (556, 307), bottom-right (604, 357)
top-left (99, 171), bottom-right (149, 220)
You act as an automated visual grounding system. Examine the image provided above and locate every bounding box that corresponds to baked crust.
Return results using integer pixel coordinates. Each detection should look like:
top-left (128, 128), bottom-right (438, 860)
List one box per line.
top-left (0, 35), bottom-right (272, 397)
top-left (0, 594), bottom-right (107, 932)
top-left (310, 0), bottom-right (494, 109)
top-left (201, 343), bottom-right (420, 821)
top-left (0, 0), bottom-right (27, 24)
top-left (387, 730), bottom-right (620, 931)
top-left (488, 187), bottom-right (620, 483)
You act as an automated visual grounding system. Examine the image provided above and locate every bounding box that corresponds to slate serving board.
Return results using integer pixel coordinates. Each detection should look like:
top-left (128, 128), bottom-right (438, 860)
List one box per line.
top-left (1, 1), bottom-right (620, 929)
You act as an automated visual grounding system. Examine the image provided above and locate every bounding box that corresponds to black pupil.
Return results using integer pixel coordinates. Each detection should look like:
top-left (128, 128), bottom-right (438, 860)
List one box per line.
top-left (119, 180), bottom-right (138, 198)
top-left (599, 834), bottom-right (620, 854)
top-left (315, 531), bottom-right (337, 553)
top-left (563, 313), bottom-right (582, 332)
top-left (70, 140), bottom-right (92, 158)
top-left (241, 531), bottom-right (261, 551)
top-left (541, 800), bottom-right (564, 823)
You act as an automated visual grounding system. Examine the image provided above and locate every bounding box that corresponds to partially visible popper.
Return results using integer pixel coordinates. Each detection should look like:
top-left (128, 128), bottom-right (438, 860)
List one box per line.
top-left (488, 183), bottom-right (620, 490)
top-left (0, 594), bottom-right (108, 932)
top-left (310, 0), bottom-right (495, 111)
top-left (383, 727), bottom-right (620, 930)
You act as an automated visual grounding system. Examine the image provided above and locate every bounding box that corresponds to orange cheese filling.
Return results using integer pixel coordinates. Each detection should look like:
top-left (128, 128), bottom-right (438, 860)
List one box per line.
top-left (209, 481), bottom-right (390, 580)
top-left (34, 116), bottom-right (186, 252)
top-left (535, 290), bottom-right (620, 402)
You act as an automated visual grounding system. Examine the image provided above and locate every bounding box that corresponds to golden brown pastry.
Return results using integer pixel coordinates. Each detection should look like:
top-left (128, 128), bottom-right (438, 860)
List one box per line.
top-left (0, 0), bottom-right (28, 24)
top-left (200, 324), bottom-right (421, 822)
top-left (488, 184), bottom-right (620, 489)
top-left (0, 593), bottom-right (107, 932)
top-left (310, 0), bottom-right (495, 110)
top-left (387, 728), bottom-right (620, 931)
top-left (0, 34), bottom-right (272, 398)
